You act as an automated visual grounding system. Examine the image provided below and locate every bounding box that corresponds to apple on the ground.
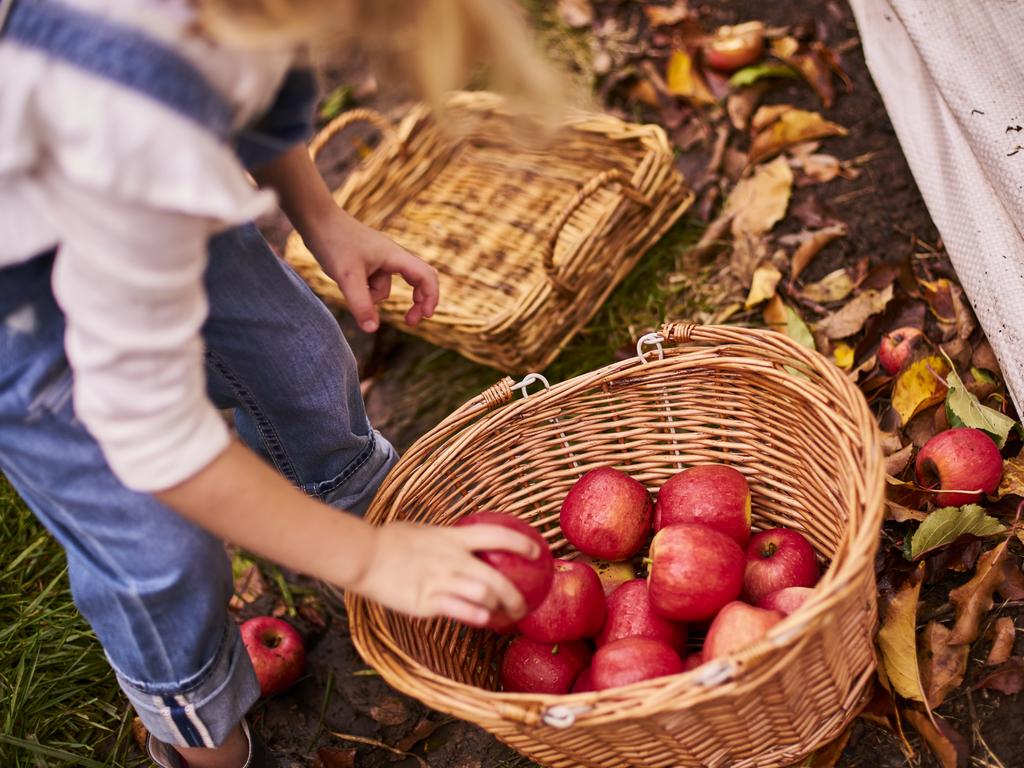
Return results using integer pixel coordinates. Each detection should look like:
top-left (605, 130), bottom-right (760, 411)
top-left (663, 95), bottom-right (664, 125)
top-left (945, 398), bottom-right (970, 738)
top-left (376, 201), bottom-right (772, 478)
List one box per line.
top-left (591, 637), bottom-right (683, 690)
top-left (759, 586), bottom-right (815, 615)
top-left (500, 636), bottom-right (591, 694)
top-left (597, 579), bottom-right (687, 653)
top-left (574, 553), bottom-right (637, 597)
top-left (240, 617), bottom-right (306, 697)
top-left (915, 427), bottom-right (1003, 507)
top-left (703, 602), bottom-right (784, 661)
top-left (647, 523), bottom-right (745, 622)
top-left (743, 528), bottom-right (819, 605)
top-left (518, 560), bottom-right (606, 643)
top-left (654, 464), bottom-right (752, 546)
top-left (560, 467), bottom-right (653, 561)
top-left (703, 21), bottom-right (765, 72)
top-left (878, 326), bottom-right (924, 375)
top-left (455, 511), bottom-right (554, 628)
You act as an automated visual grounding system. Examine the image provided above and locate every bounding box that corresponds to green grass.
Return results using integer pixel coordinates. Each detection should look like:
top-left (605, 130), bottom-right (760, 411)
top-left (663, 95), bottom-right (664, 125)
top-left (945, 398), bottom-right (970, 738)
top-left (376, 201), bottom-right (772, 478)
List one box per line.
top-left (0, 477), bottom-right (144, 768)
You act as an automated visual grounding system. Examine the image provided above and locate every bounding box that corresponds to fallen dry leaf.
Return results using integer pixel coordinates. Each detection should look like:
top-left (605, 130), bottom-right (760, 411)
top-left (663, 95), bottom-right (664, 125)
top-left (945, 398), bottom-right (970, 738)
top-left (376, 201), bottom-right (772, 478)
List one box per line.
top-left (815, 284), bottom-right (893, 340)
top-left (887, 500), bottom-right (929, 522)
top-left (997, 557), bottom-right (1024, 600)
top-left (949, 543), bottom-right (1011, 645)
top-left (329, 732), bottom-right (427, 768)
top-left (745, 264), bottom-right (782, 308)
top-left (643, 0), bottom-right (691, 27)
top-left (998, 454), bottom-right (1024, 498)
top-left (919, 278), bottom-right (957, 323)
top-left (973, 339), bottom-right (1001, 375)
top-left (727, 81), bottom-right (771, 131)
top-left (725, 155), bottom-right (793, 236)
top-left (556, 0), bottom-right (593, 28)
top-left (791, 223), bottom-right (848, 280)
top-left (986, 616), bottom-right (1016, 665)
top-left (763, 295), bottom-right (815, 350)
top-left (877, 564), bottom-right (927, 702)
top-left (903, 709), bottom-right (969, 768)
top-left (370, 695), bottom-right (410, 726)
top-left (918, 621), bottom-right (968, 708)
top-left (975, 657), bottom-right (1024, 695)
top-left (666, 49), bottom-right (715, 104)
top-left (891, 355), bottom-right (950, 427)
top-left (131, 717), bottom-right (148, 752)
top-left (832, 342), bottom-right (854, 370)
top-left (886, 444), bottom-right (914, 477)
top-left (751, 103), bottom-right (794, 132)
top-left (802, 268), bottom-right (853, 303)
top-left (316, 746), bottom-right (357, 768)
top-left (749, 108), bottom-right (848, 165)
top-left (799, 153), bottom-right (860, 184)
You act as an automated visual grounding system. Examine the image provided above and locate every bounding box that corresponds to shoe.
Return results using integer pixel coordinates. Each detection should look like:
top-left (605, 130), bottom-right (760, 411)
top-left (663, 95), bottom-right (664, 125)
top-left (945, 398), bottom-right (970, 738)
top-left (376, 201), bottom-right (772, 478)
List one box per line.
top-left (147, 718), bottom-right (279, 767)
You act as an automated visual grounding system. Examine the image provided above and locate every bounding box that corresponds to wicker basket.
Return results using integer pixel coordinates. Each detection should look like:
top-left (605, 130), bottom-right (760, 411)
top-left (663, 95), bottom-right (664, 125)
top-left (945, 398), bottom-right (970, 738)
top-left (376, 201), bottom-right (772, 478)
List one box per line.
top-left (346, 323), bottom-right (885, 768)
top-left (284, 92), bottom-right (694, 373)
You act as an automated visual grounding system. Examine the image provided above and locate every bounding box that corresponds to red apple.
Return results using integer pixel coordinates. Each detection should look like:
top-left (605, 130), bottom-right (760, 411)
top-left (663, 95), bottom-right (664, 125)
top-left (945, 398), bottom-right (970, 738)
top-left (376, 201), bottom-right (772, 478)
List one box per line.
top-left (591, 637), bottom-right (683, 690)
top-left (574, 553), bottom-right (637, 596)
top-left (560, 467), bottom-right (653, 561)
top-left (703, 602), bottom-right (784, 661)
top-left (743, 528), bottom-right (819, 605)
top-left (572, 666), bottom-right (595, 693)
top-left (518, 560), bottom-right (606, 642)
top-left (878, 326), bottom-right (924, 375)
top-left (647, 524), bottom-right (745, 622)
top-left (455, 511), bottom-right (554, 628)
top-left (759, 586), bottom-right (815, 615)
top-left (240, 617), bottom-right (306, 697)
top-left (703, 21), bottom-right (765, 73)
top-left (654, 465), bottom-right (751, 546)
top-left (915, 428), bottom-right (1003, 506)
top-left (500, 636), bottom-right (591, 694)
top-left (597, 579), bottom-right (687, 653)
top-left (682, 652), bottom-right (704, 672)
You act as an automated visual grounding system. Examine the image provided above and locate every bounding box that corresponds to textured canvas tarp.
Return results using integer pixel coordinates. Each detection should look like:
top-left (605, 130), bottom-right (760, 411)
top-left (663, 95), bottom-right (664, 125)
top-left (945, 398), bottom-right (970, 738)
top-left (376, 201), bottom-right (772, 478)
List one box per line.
top-left (849, 0), bottom-right (1024, 412)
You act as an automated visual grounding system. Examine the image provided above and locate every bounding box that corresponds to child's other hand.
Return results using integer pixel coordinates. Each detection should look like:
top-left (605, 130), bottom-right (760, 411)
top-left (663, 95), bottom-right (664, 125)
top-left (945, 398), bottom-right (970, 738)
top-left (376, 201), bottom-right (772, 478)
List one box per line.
top-left (309, 210), bottom-right (439, 333)
top-left (351, 521), bottom-right (540, 627)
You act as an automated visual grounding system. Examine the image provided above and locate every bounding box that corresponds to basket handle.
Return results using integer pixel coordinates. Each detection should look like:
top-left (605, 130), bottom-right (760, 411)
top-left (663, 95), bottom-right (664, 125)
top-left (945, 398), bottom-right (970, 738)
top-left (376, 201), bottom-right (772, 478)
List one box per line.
top-left (308, 107), bottom-right (398, 162)
top-left (543, 170), bottom-right (652, 294)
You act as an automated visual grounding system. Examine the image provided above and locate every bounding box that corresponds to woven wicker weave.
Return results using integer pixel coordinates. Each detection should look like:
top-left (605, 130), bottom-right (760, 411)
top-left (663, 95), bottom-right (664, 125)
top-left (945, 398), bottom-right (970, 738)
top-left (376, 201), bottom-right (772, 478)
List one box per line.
top-left (283, 92), bottom-right (694, 373)
top-left (346, 322), bottom-right (885, 768)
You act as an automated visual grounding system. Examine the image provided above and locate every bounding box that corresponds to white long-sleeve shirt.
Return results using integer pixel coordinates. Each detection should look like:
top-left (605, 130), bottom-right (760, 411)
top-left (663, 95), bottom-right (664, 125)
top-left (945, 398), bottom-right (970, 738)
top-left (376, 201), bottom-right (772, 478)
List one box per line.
top-left (1, 0), bottom-right (299, 491)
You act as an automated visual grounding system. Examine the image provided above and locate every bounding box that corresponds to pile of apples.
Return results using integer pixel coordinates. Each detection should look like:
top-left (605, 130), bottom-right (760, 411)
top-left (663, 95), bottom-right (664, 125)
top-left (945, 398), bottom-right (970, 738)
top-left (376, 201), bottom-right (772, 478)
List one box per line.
top-left (462, 465), bottom-right (823, 695)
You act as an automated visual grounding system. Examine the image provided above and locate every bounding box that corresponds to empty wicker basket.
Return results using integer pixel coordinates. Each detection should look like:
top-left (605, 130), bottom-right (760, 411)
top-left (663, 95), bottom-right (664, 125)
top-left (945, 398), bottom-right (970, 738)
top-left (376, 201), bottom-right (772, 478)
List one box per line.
top-left (346, 323), bottom-right (885, 768)
top-left (284, 91), bottom-right (694, 373)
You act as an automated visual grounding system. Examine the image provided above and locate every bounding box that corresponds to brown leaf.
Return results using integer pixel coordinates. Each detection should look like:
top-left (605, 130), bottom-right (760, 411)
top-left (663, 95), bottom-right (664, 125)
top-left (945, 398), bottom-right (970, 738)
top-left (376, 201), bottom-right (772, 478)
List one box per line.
top-left (891, 356), bottom-right (950, 427)
top-left (886, 444), bottom-right (915, 478)
top-left (986, 617), bottom-right (1017, 665)
top-left (918, 621), bottom-right (968, 708)
top-left (316, 747), bottom-right (357, 768)
top-left (997, 558), bottom-right (1024, 600)
top-left (556, 0), bottom-right (593, 28)
top-left (919, 278), bottom-right (956, 323)
top-left (131, 717), bottom-right (148, 752)
top-left (976, 657), bottom-right (1024, 695)
top-left (815, 284), bottom-right (894, 340)
top-left (904, 710), bottom-right (969, 768)
top-left (230, 561), bottom-right (267, 609)
top-left (297, 596), bottom-right (329, 631)
top-left (727, 82), bottom-right (770, 131)
top-left (877, 564), bottom-right (927, 702)
top-left (627, 79), bottom-right (661, 108)
top-left (905, 405), bottom-right (940, 448)
top-left (972, 340), bottom-right (1002, 375)
top-left (725, 156), bottom-right (793, 236)
top-left (751, 103), bottom-right (793, 132)
top-left (749, 108), bottom-right (847, 165)
top-left (395, 718), bottom-right (446, 753)
top-left (791, 224), bottom-right (848, 280)
top-left (370, 695), bottom-right (410, 726)
top-left (643, 0), bottom-right (691, 27)
top-left (998, 454), bottom-right (1024, 498)
top-left (887, 499), bottom-right (929, 522)
top-left (949, 544), bottom-right (1011, 645)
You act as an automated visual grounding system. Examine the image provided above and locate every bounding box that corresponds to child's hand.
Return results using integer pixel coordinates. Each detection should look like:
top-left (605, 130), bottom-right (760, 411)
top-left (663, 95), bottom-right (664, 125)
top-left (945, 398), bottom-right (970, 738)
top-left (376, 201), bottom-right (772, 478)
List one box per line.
top-left (351, 521), bottom-right (540, 627)
top-left (308, 210), bottom-right (439, 333)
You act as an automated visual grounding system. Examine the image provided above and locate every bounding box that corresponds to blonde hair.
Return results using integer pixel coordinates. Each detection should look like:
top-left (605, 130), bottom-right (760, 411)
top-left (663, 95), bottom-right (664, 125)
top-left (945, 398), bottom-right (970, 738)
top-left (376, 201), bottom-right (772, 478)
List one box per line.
top-left (197, 0), bottom-right (567, 121)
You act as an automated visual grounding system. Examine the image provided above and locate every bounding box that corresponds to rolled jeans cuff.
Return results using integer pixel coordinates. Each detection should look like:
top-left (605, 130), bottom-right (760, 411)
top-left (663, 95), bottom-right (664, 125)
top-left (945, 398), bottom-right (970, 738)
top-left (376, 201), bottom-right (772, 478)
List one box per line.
top-left (315, 429), bottom-right (399, 517)
top-left (112, 619), bottom-right (259, 748)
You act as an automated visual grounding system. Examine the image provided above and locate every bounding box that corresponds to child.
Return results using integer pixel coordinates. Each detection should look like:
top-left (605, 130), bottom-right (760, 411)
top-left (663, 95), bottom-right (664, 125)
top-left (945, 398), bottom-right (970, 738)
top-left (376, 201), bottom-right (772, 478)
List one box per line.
top-left (0, 1), bottom-right (554, 766)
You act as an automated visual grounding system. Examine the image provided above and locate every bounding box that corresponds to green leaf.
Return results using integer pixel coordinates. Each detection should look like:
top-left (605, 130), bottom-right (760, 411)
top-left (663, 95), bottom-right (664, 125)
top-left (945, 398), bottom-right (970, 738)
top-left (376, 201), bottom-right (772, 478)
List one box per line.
top-left (908, 504), bottom-right (1006, 559)
top-left (318, 85), bottom-right (351, 123)
top-left (785, 305), bottom-right (816, 351)
top-left (943, 359), bottom-right (1017, 448)
top-left (729, 63), bottom-right (798, 88)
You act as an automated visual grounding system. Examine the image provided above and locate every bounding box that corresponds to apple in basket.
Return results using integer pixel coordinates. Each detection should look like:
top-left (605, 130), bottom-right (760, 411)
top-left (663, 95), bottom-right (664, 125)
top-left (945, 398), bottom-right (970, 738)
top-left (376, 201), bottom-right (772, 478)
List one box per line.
top-left (654, 464), bottom-right (752, 546)
top-left (647, 524), bottom-right (745, 622)
top-left (597, 579), bottom-right (687, 654)
top-left (501, 636), bottom-right (591, 695)
top-left (572, 666), bottom-right (595, 693)
top-left (560, 467), bottom-right (653, 561)
top-left (915, 427), bottom-right (1003, 507)
top-left (455, 511), bottom-right (554, 628)
top-left (240, 617), bottom-right (306, 697)
top-left (682, 653), bottom-right (704, 672)
top-left (703, 602), bottom-right (784, 662)
top-left (743, 528), bottom-right (819, 605)
top-left (590, 637), bottom-right (684, 691)
top-left (574, 553), bottom-right (637, 597)
top-left (759, 586), bottom-right (815, 615)
top-left (518, 560), bottom-right (606, 643)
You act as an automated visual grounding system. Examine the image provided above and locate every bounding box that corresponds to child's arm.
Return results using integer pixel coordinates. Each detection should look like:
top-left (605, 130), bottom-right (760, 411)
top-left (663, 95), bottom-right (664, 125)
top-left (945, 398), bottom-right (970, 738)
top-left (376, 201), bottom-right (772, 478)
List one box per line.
top-left (251, 144), bottom-right (437, 333)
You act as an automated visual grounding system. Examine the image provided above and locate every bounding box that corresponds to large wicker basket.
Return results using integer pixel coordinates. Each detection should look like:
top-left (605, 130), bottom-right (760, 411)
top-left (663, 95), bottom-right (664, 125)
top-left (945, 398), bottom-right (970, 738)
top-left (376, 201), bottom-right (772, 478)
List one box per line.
top-left (346, 323), bottom-right (885, 768)
top-left (284, 91), bottom-right (694, 373)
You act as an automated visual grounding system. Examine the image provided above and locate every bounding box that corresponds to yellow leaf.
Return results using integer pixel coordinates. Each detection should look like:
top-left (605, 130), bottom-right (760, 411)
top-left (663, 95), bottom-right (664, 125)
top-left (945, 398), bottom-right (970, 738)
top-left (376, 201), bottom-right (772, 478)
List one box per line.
top-left (877, 564), bottom-right (927, 702)
top-left (744, 265), bottom-right (782, 309)
top-left (997, 453), bottom-right (1024, 498)
top-left (666, 49), bottom-right (715, 104)
top-left (832, 342), bottom-right (854, 370)
top-left (763, 293), bottom-right (786, 330)
top-left (815, 284), bottom-right (894, 340)
top-left (749, 108), bottom-right (848, 165)
top-left (725, 156), bottom-right (793, 236)
top-left (801, 268), bottom-right (854, 304)
top-left (891, 355), bottom-right (950, 427)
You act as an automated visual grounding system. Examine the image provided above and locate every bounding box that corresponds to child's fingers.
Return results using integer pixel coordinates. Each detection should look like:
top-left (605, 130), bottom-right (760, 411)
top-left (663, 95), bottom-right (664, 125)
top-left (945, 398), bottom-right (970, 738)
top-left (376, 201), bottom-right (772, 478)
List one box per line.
top-left (368, 270), bottom-right (391, 303)
top-left (441, 576), bottom-right (501, 612)
top-left (334, 266), bottom-right (379, 332)
top-left (431, 595), bottom-right (490, 627)
top-left (459, 556), bottom-right (528, 619)
top-left (452, 524), bottom-right (542, 560)
top-left (392, 252), bottom-right (439, 320)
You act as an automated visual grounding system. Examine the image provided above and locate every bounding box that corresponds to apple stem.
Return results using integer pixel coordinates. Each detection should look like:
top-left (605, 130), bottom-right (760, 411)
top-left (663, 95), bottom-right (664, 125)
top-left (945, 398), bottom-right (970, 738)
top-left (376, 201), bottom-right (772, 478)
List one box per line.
top-left (551, 644), bottom-right (559, 655)
top-left (761, 542), bottom-right (778, 558)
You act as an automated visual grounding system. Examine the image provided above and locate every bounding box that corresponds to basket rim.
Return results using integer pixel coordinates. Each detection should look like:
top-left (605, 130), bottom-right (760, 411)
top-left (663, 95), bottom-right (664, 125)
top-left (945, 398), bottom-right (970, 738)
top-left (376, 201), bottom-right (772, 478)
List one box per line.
top-left (346, 323), bottom-right (886, 728)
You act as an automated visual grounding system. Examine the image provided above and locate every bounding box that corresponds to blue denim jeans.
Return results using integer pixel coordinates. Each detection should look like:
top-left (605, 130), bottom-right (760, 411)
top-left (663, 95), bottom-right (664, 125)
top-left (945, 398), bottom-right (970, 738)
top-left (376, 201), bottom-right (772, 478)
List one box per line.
top-left (0, 223), bottom-right (396, 748)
